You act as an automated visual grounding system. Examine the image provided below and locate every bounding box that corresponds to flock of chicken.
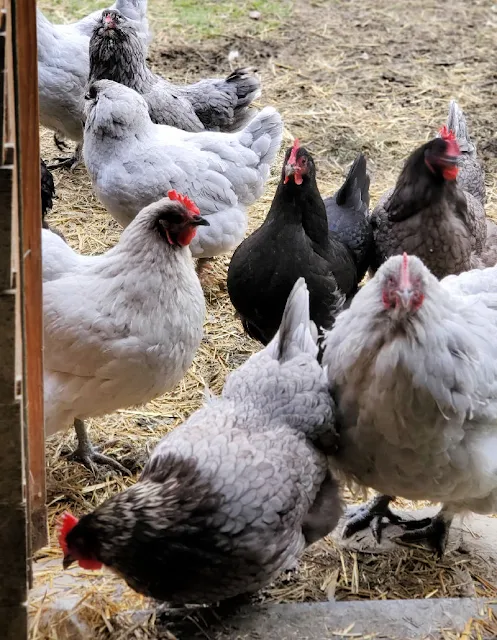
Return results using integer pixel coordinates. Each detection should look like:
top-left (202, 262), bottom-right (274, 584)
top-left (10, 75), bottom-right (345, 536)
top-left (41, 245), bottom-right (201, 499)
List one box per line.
top-left (38, 0), bottom-right (497, 610)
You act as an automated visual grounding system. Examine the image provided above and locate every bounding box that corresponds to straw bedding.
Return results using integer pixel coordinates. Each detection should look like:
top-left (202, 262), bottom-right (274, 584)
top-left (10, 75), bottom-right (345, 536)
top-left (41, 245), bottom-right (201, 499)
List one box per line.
top-left (32, 0), bottom-right (497, 637)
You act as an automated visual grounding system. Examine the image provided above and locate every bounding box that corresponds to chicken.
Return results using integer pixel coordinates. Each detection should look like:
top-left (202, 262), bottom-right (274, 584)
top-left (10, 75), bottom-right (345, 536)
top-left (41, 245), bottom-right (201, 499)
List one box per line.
top-left (438, 100), bottom-right (485, 205)
top-left (40, 158), bottom-right (67, 242)
top-left (472, 220), bottom-right (497, 269)
top-left (322, 252), bottom-right (497, 554)
top-left (41, 159), bottom-right (56, 223)
top-left (43, 192), bottom-right (207, 473)
top-left (83, 80), bottom-right (283, 259)
top-left (370, 134), bottom-right (486, 279)
top-left (89, 10), bottom-right (260, 133)
top-left (58, 278), bottom-right (342, 604)
top-left (227, 141), bottom-right (355, 345)
top-left (324, 153), bottom-right (372, 282)
top-left (37, 1), bottom-right (149, 169)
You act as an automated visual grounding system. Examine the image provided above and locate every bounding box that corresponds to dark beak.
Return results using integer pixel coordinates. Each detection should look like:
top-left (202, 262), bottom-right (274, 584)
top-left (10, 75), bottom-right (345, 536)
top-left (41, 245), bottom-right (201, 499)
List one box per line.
top-left (63, 553), bottom-right (76, 570)
top-left (191, 215), bottom-right (209, 227)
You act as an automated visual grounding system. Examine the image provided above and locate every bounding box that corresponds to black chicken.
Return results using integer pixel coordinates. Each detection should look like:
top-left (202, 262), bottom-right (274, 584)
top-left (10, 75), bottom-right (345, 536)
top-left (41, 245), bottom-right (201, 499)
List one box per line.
top-left (41, 158), bottom-right (56, 226)
top-left (227, 141), bottom-right (357, 345)
top-left (324, 154), bottom-right (372, 282)
top-left (40, 158), bottom-right (66, 241)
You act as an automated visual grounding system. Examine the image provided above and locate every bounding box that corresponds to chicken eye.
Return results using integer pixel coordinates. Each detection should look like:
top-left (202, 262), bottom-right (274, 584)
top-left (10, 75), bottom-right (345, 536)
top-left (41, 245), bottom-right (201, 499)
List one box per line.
top-left (162, 212), bottom-right (184, 225)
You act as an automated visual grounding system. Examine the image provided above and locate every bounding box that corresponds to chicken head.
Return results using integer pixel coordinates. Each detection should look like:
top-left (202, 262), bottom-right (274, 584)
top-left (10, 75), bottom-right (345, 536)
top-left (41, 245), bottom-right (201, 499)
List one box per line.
top-left (380, 252), bottom-right (425, 314)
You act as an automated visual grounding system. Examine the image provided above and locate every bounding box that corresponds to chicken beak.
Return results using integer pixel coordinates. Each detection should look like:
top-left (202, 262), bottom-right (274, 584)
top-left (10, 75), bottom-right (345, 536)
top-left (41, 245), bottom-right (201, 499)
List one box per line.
top-left (284, 163), bottom-right (296, 182)
top-left (397, 289), bottom-right (413, 309)
top-left (191, 215), bottom-right (210, 227)
top-left (63, 553), bottom-right (76, 570)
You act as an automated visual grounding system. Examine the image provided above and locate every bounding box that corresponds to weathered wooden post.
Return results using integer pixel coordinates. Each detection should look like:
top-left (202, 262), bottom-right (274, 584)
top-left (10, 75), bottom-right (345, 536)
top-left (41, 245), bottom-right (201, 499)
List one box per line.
top-left (0, 0), bottom-right (45, 638)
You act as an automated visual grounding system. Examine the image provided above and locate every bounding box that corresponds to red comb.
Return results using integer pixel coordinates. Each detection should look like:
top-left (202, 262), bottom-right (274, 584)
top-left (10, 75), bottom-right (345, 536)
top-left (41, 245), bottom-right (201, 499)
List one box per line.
top-left (439, 125), bottom-right (456, 141)
top-left (400, 252), bottom-right (410, 289)
top-left (167, 190), bottom-right (200, 216)
top-left (288, 139), bottom-right (300, 165)
top-left (438, 125), bottom-right (460, 163)
top-left (57, 512), bottom-right (79, 554)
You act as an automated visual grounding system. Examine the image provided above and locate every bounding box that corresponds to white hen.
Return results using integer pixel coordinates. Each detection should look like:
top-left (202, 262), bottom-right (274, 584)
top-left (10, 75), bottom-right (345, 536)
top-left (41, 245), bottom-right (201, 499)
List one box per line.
top-left (322, 253), bottom-right (497, 554)
top-left (83, 80), bottom-right (283, 259)
top-left (37, 1), bottom-right (149, 168)
top-left (43, 193), bottom-right (206, 472)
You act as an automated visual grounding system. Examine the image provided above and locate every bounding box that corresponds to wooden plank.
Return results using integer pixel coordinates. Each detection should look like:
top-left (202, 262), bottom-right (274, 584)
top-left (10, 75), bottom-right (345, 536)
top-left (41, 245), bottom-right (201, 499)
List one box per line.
top-left (0, 2), bottom-right (29, 638)
top-left (0, 165), bottom-right (13, 292)
top-left (11, 0), bottom-right (46, 552)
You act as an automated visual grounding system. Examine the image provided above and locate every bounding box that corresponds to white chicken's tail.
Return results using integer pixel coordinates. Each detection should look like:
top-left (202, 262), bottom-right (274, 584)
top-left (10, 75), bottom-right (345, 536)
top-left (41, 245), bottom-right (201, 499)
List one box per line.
top-left (267, 278), bottom-right (318, 364)
top-left (238, 106), bottom-right (283, 171)
top-left (444, 100), bottom-right (475, 156)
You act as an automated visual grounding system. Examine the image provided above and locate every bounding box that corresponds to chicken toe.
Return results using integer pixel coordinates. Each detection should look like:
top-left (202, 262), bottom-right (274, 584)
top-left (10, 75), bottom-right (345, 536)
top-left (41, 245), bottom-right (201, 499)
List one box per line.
top-left (68, 419), bottom-right (131, 476)
top-left (396, 510), bottom-right (453, 556)
top-left (48, 143), bottom-right (82, 172)
top-left (343, 494), bottom-right (431, 542)
top-left (53, 133), bottom-right (70, 152)
top-left (47, 154), bottom-right (80, 172)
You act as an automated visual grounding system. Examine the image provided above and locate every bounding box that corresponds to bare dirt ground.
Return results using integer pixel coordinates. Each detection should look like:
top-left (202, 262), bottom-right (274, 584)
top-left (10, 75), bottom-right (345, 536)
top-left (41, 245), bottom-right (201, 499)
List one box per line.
top-left (33, 0), bottom-right (497, 637)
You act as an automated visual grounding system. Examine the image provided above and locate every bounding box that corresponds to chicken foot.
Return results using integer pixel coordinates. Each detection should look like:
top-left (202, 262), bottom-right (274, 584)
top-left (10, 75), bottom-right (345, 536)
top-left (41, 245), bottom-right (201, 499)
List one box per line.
top-left (67, 418), bottom-right (131, 475)
top-left (395, 509), bottom-right (453, 557)
top-left (53, 133), bottom-right (70, 152)
top-left (47, 142), bottom-right (83, 171)
top-left (343, 494), bottom-right (432, 543)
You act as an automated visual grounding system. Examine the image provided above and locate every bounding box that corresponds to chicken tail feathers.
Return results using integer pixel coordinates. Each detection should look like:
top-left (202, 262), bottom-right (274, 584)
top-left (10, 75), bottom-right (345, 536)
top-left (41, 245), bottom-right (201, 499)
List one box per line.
top-left (225, 68), bottom-right (262, 130)
top-left (238, 106), bottom-right (283, 170)
top-left (226, 68), bottom-right (261, 105)
top-left (266, 278), bottom-right (318, 364)
top-left (334, 153), bottom-right (370, 213)
top-left (444, 100), bottom-right (475, 156)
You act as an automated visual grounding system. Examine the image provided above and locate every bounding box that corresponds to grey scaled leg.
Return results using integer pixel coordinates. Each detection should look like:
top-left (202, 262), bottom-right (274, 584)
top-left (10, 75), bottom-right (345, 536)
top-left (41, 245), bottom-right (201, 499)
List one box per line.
top-left (67, 418), bottom-right (131, 475)
top-left (343, 494), bottom-right (432, 543)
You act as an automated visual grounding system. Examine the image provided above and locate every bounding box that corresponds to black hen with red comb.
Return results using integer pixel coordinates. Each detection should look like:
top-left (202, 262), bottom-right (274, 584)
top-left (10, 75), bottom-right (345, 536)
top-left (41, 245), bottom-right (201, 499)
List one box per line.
top-left (227, 141), bottom-right (358, 345)
top-left (370, 134), bottom-right (486, 279)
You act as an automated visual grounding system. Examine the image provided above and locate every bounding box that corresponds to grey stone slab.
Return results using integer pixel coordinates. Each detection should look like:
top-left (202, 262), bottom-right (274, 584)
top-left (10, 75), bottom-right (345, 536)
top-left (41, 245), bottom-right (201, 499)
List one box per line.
top-left (152, 598), bottom-right (494, 640)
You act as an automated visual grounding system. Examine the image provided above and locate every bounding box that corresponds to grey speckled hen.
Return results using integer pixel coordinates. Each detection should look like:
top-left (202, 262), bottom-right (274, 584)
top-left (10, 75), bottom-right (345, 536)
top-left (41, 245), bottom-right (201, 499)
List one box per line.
top-left (370, 135), bottom-right (486, 279)
top-left (60, 278), bottom-right (342, 605)
top-left (89, 10), bottom-right (261, 133)
top-left (323, 253), bottom-right (497, 555)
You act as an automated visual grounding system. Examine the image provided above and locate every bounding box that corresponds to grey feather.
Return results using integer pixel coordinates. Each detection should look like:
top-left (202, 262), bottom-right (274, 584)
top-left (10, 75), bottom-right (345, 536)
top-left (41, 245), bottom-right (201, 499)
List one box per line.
top-left (61, 281), bottom-right (342, 604)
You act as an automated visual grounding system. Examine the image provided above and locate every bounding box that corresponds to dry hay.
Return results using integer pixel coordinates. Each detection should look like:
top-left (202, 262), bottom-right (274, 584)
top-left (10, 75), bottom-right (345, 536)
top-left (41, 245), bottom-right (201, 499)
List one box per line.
top-left (33, 0), bottom-right (497, 637)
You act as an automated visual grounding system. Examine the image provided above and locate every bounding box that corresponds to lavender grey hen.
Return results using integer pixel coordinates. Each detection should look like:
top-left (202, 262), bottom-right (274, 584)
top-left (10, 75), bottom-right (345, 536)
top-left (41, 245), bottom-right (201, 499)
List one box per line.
top-left (324, 154), bottom-right (372, 282)
top-left (322, 253), bottom-right (497, 555)
top-left (89, 10), bottom-right (261, 132)
top-left (59, 278), bottom-right (341, 604)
